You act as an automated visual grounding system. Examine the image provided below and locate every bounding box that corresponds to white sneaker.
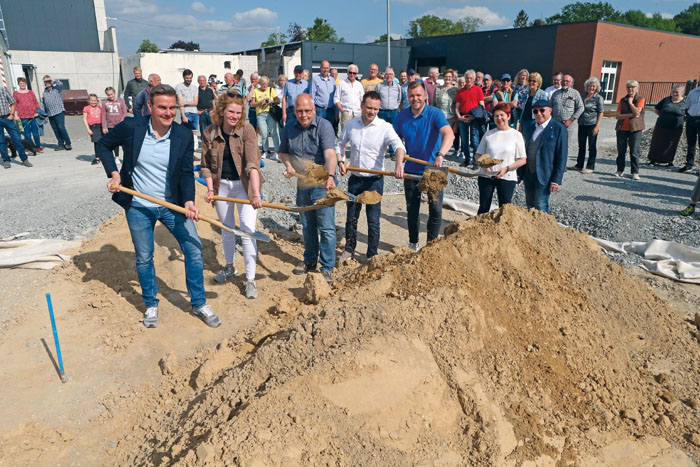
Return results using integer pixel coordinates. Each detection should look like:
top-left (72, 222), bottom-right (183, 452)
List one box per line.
top-left (143, 306), bottom-right (158, 328)
top-left (632, 173), bottom-right (640, 180)
top-left (260, 151), bottom-right (267, 159)
top-left (270, 152), bottom-right (280, 162)
top-left (408, 243), bottom-right (421, 252)
top-left (245, 280), bottom-right (258, 299)
top-left (192, 304), bottom-right (221, 327)
top-left (614, 171), bottom-right (623, 178)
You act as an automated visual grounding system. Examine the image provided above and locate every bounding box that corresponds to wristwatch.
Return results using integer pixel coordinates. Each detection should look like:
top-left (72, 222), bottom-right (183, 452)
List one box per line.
top-left (436, 152), bottom-right (445, 158)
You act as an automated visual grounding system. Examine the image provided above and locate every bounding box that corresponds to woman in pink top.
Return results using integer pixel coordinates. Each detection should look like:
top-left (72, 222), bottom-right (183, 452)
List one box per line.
top-left (100, 86), bottom-right (127, 163)
top-left (83, 94), bottom-right (103, 165)
top-left (12, 77), bottom-right (43, 152)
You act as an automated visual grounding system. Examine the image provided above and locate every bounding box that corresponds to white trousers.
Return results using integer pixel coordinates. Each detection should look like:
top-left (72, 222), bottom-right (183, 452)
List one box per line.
top-left (214, 180), bottom-right (258, 280)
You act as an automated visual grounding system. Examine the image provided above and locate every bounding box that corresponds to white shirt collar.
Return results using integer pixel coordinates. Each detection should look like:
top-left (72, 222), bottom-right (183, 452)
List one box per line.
top-left (537, 116), bottom-right (552, 131)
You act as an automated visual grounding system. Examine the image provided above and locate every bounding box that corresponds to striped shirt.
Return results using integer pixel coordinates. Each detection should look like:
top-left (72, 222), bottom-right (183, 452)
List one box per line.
top-left (0, 87), bottom-right (15, 116)
top-left (42, 80), bottom-right (65, 117)
top-left (687, 87), bottom-right (700, 117)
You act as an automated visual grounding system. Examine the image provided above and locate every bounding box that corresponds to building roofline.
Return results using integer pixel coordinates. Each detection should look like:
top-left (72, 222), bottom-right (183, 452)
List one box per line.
top-left (234, 39), bottom-right (410, 55)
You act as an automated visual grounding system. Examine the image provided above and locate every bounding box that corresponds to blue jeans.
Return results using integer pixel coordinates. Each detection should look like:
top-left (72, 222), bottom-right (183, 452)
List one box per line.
top-left (125, 205), bottom-right (206, 309)
top-left (256, 112), bottom-right (279, 152)
top-left (0, 117), bottom-right (28, 161)
top-left (48, 112), bottom-right (71, 147)
top-left (315, 106), bottom-right (335, 127)
top-left (522, 170), bottom-right (551, 213)
top-left (285, 107), bottom-right (296, 127)
top-left (198, 111), bottom-right (212, 135)
top-left (378, 110), bottom-right (398, 154)
top-left (182, 112), bottom-right (199, 132)
top-left (477, 176), bottom-right (516, 214)
top-left (247, 107), bottom-right (257, 129)
top-left (345, 175), bottom-right (384, 259)
top-left (296, 184), bottom-right (336, 272)
top-left (458, 120), bottom-right (482, 159)
top-left (21, 118), bottom-right (41, 147)
top-left (404, 178), bottom-right (443, 244)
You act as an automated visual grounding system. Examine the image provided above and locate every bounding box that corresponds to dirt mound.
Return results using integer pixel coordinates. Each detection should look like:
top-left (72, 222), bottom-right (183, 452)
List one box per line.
top-left (418, 168), bottom-right (448, 203)
top-left (313, 186), bottom-right (350, 206)
top-left (354, 190), bottom-right (382, 204)
top-left (111, 205), bottom-right (700, 465)
top-left (477, 153), bottom-right (503, 168)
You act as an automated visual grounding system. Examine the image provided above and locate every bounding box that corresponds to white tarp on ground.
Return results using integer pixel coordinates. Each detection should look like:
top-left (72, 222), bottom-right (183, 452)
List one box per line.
top-left (442, 197), bottom-right (700, 284)
top-left (0, 234), bottom-right (80, 270)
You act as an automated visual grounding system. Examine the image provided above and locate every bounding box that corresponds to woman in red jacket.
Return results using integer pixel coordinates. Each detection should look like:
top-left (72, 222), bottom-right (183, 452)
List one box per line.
top-left (12, 77), bottom-right (42, 152)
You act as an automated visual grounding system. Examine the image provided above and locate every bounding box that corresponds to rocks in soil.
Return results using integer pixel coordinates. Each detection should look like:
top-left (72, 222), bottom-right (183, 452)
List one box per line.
top-left (158, 353), bottom-right (177, 376)
top-left (302, 273), bottom-right (331, 304)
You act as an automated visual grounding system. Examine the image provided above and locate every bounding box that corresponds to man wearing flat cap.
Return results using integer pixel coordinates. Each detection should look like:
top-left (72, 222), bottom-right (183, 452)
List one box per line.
top-left (518, 100), bottom-right (567, 213)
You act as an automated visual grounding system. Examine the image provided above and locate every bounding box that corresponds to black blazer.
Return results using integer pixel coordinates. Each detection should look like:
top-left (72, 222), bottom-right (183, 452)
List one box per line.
top-left (98, 116), bottom-right (195, 210)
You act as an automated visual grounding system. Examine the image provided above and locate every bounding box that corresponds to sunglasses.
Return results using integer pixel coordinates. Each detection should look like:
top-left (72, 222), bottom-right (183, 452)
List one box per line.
top-left (533, 108), bottom-right (548, 114)
top-left (503, 79), bottom-right (511, 82)
top-left (348, 72), bottom-right (357, 75)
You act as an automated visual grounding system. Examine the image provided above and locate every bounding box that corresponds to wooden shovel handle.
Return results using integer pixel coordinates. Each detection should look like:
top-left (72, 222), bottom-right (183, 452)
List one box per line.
top-left (345, 166), bottom-right (393, 177)
top-left (213, 195), bottom-right (292, 212)
top-left (404, 155), bottom-right (479, 177)
top-left (118, 186), bottom-right (232, 233)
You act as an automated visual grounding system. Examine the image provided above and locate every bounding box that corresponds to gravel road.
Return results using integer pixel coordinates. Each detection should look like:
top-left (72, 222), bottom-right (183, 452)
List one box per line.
top-left (2, 112), bottom-right (698, 269)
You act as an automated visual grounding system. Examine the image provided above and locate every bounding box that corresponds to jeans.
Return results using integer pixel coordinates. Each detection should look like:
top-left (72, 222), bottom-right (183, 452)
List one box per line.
top-left (345, 175), bottom-right (384, 259)
top-left (256, 112), bottom-right (279, 152)
top-left (404, 178), bottom-right (443, 244)
top-left (616, 130), bottom-right (641, 174)
top-left (285, 107), bottom-right (296, 127)
top-left (21, 118), bottom-right (41, 147)
top-left (125, 205), bottom-right (206, 309)
top-left (577, 124), bottom-right (598, 169)
top-left (315, 106), bottom-right (335, 127)
top-left (48, 112), bottom-right (71, 147)
top-left (0, 117), bottom-right (28, 161)
top-left (522, 170), bottom-right (551, 213)
top-left (477, 176), bottom-right (516, 214)
top-left (378, 110), bottom-right (398, 154)
top-left (686, 116), bottom-right (700, 166)
top-left (199, 111), bottom-right (212, 135)
top-left (458, 120), bottom-right (481, 159)
top-left (247, 107), bottom-right (257, 129)
top-left (182, 112), bottom-right (199, 132)
top-left (297, 185), bottom-right (336, 272)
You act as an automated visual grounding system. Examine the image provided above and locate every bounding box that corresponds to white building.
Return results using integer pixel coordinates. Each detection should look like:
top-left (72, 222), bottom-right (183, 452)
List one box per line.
top-left (0, 0), bottom-right (119, 98)
top-left (121, 51), bottom-right (258, 91)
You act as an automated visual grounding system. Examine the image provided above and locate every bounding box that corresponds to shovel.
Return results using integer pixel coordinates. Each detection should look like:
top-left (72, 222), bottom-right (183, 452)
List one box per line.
top-left (404, 155), bottom-right (484, 178)
top-left (345, 166), bottom-right (423, 181)
top-left (212, 195), bottom-right (330, 213)
top-left (117, 186), bottom-right (271, 242)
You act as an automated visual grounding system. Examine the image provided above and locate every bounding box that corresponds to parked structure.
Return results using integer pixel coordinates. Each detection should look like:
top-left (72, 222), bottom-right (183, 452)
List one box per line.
top-left (0, 0), bottom-right (119, 97)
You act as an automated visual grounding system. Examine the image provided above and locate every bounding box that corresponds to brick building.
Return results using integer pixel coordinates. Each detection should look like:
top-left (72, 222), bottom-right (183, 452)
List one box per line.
top-left (406, 21), bottom-right (700, 104)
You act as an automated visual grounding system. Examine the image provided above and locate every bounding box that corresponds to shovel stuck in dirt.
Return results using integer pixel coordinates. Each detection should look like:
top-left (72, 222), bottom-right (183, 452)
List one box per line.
top-left (117, 186), bottom-right (271, 242)
top-left (284, 162), bottom-right (377, 206)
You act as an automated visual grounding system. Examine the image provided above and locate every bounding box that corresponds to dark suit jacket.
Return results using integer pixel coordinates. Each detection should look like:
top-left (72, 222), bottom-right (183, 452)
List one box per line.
top-left (518, 118), bottom-right (568, 186)
top-left (98, 116), bottom-right (195, 210)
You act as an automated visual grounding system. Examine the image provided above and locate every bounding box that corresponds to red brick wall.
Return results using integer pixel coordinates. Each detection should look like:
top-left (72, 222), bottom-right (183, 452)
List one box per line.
top-left (555, 22), bottom-right (700, 102)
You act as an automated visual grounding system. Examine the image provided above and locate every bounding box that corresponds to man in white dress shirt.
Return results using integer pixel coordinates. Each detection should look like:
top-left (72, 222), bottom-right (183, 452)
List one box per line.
top-left (334, 64), bottom-right (364, 134)
top-left (336, 90), bottom-right (405, 261)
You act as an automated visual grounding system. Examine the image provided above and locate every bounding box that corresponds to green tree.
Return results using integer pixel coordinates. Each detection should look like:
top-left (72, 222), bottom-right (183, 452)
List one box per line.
top-left (261, 32), bottom-right (288, 47)
top-left (546, 2), bottom-right (620, 24)
top-left (137, 39), bottom-right (159, 53)
top-left (287, 22), bottom-right (307, 42)
top-left (618, 10), bottom-right (678, 32)
top-left (674, 3), bottom-right (700, 36)
top-left (169, 40), bottom-right (199, 51)
top-left (513, 10), bottom-right (529, 28)
top-left (407, 14), bottom-right (484, 38)
top-left (307, 18), bottom-right (344, 42)
top-left (530, 18), bottom-right (546, 27)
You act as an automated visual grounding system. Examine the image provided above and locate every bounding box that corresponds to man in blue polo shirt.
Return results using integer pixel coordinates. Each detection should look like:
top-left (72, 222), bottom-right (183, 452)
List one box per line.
top-left (281, 65), bottom-right (309, 126)
top-left (394, 81), bottom-right (454, 251)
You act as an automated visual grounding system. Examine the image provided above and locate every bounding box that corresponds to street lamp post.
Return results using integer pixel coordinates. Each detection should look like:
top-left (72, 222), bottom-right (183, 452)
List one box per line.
top-left (387, 0), bottom-right (391, 67)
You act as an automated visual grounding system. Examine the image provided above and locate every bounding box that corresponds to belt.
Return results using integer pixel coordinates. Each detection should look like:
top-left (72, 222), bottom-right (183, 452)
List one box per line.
top-left (380, 109), bottom-right (398, 112)
top-left (0, 114), bottom-right (9, 119)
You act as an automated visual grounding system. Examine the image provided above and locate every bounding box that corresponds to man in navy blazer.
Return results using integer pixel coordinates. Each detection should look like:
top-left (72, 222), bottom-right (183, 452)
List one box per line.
top-left (517, 100), bottom-right (568, 213)
top-left (98, 84), bottom-right (221, 329)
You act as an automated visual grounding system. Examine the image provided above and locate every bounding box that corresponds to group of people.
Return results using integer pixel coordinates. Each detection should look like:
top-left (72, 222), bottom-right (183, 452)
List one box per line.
top-left (89, 60), bottom-right (700, 330)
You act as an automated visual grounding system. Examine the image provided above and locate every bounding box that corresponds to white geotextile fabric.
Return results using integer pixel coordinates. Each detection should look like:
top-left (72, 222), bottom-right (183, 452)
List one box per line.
top-left (442, 197), bottom-right (700, 284)
top-left (0, 234), bottom-right (80, 269)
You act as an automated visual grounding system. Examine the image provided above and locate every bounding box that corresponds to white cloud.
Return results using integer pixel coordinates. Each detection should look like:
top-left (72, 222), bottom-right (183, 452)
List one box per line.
top-left (422, 5), bottom-right (509, 28)
top-left (645, 11), bottom-right (674, 19)
top-left (233, 8), bottom-right (277, 25)
top-left (191, 2), bottom-right (214, 14)
top-left (118, 0), bottom-right (157, 15)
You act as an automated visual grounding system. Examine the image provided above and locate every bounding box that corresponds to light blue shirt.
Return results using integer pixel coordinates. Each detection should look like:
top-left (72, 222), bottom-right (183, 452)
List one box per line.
top-left (132, 120), bottom-right (172, 208)
top-left (310, 74), bottom-right (336, 108)
top-left (282, 78), bottom-right (309, 108)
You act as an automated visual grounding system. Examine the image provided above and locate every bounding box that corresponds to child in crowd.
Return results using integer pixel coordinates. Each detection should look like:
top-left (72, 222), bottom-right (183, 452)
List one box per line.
top-left (101, 86), bottom-right (127, 165)
top-left (82, 94), bottom-right (103, 165)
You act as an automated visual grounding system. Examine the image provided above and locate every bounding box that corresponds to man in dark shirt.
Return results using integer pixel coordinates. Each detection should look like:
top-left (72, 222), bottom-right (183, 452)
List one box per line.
top-left (197, 75), bottom-right (216, 136)
top-left (123, 66), bottom-right (149, 114)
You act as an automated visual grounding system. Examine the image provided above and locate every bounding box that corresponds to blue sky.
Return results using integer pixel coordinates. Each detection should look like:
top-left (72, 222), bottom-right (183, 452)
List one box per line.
top-left (105, 0), bottom-right (697, 55)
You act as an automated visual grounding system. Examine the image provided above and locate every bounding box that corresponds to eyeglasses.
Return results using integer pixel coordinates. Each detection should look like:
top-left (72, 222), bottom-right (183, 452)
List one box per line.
top-left (348, 72), bottom-right (357, 75)
top-left (533, 108), bottom-right (548, 114)
top-left (295, 109), bottom-right (313, 114)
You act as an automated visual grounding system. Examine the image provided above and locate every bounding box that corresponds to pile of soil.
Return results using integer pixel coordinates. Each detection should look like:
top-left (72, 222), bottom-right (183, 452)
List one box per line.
top-left (418, 168), bottom-right (448, 203)
top-left (354, 190), bottom-right (382, 205)
top-left (477, 154), bottom-right (503, 169)
top-left (314, 187), bottom-right (350, 206)
top-left (110, 205), bottom-right (700, 465)
top-left (291, 162), bottom-right (329, 188)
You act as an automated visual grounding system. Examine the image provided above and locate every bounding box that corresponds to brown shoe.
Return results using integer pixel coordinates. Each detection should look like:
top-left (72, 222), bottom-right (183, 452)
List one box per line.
top-left (580, 169), bottom-right (594, 174)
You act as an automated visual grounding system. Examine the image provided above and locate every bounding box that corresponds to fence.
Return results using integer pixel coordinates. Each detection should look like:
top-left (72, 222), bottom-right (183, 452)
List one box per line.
top-left (638, 80), bottom-right (699, 105)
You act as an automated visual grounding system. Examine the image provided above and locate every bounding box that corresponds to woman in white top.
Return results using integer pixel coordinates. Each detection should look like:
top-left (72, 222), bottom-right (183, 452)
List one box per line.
top-left (475, 103), bottom-right (527, 214)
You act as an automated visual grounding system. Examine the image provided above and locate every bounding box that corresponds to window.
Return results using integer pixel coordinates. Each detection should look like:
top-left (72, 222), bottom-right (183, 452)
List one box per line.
top-left (224, 61), bottom-right (231, 69)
